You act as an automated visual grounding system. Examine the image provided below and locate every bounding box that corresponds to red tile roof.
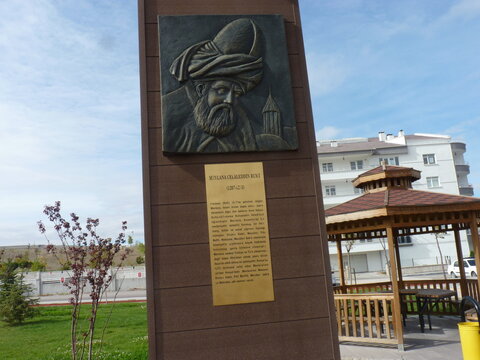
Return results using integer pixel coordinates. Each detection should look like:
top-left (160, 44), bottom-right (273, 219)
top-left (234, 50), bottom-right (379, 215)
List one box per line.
top-left (325, 188), bottom-right (480, 217)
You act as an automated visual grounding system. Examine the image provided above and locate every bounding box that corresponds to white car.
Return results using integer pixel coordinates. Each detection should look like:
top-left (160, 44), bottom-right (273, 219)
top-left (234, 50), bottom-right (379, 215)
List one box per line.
top-left (448, 258), bottom-right (477, 278)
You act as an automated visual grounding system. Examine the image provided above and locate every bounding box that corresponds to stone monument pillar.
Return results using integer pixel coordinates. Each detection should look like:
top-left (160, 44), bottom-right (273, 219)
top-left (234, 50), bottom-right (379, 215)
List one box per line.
top-left (138, 1), bottom-right (340, 358)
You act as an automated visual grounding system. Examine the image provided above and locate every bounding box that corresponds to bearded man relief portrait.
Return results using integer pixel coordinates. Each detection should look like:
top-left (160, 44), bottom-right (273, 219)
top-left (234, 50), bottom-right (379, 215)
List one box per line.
top-left (159, 15), bottom-right (298, 154)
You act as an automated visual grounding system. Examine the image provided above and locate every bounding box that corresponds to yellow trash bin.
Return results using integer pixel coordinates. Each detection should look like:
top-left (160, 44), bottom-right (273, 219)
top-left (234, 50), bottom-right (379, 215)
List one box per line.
top-left (458, 322), bottom-right (480, 360)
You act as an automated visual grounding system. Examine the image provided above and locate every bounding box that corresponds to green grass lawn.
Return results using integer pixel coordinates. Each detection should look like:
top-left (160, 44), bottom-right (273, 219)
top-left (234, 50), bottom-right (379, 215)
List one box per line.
top-left (0, 302), bottom-right (148, 360)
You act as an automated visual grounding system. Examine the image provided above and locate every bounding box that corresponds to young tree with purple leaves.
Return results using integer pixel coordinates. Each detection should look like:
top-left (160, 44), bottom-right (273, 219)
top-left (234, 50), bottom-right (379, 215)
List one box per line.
top-left (38, 201), bottom-right (131, 360)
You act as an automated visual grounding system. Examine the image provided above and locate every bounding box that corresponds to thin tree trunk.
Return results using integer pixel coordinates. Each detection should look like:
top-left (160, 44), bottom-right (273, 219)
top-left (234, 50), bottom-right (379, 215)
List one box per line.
top-left (379, 238), bottom-right (392, 282)
top-left (435, 235), bottom-right (447, 280)
top-left (71, 285), bottom-right (84, 360)
top-left (347, 251), bottom-right (351, 284)
top-left (88, 296), bottom-right (100, 360)
top-left (71, 304), bottom-right (77, 360)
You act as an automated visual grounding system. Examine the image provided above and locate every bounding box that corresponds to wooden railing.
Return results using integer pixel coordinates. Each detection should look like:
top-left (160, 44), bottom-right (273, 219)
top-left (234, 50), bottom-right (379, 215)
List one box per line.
top-left (333, 281), bottom-right (392, 295)
top-left (334, 279), bottom-right (480, 316)
top-left (332, 279), bottom-right (479, 346)
top-left (467, 279), bottom-right (479, 300)
top-left (334, 293), bottom-right (399, 345)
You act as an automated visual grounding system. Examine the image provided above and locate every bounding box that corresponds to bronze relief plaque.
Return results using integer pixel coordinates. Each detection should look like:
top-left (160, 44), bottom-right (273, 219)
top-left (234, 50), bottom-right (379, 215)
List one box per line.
top-left (158, 15), bottom-right (298, 153)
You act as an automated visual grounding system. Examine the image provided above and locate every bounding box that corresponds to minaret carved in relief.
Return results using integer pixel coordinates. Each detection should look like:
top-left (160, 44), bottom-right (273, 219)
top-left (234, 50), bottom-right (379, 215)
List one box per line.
top-left (262, 91), bottom-right (282, 137)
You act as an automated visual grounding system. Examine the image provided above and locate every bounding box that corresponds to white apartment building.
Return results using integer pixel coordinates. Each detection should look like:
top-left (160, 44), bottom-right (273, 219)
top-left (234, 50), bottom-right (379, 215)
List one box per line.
top-left (317, 130), bottom-right (474, 274)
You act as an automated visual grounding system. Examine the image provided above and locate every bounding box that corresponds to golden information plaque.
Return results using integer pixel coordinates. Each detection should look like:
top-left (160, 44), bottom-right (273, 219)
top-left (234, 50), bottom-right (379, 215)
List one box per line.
top-left (205, 162), bottom-right (274, 306)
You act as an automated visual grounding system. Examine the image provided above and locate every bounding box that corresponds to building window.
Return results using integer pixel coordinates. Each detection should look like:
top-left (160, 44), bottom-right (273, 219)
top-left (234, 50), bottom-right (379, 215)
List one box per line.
top-left (423, 154), bottom-right (436, 165)
top-left (379, 157), bottom-right (399, 166)
top-left (426, 176), bottom-right (440, 188)
top-left (353, 187), bottom-right (364, 195)
top-left (350, 160), bottom-right (364, 170)
top-left (325, 185), bottom-right (336, 196)
top-left (398, 235), bottom-right (412, 245)
top-left (322, 163), bottom-right (333, 172)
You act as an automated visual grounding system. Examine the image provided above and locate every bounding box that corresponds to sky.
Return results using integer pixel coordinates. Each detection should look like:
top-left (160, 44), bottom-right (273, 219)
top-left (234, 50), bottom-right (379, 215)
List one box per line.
top-left (1, 0), bottom-right (479, 246)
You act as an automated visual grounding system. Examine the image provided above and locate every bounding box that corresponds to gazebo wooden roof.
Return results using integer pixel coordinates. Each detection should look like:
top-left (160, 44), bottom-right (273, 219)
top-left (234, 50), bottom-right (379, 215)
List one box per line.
top-left (326, 165), bottom-right (480, 241)
top-left (324, 164), bottom-right (480, 349)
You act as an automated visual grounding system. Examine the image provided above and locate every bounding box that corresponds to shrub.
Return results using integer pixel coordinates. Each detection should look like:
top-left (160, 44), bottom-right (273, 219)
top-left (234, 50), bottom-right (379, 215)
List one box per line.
top-left (13, 257), bottom-right (32, 270)
top-left (135, 242), bottom-right (145, 255)
top-left (30, 260), bottom-right (47, 272)
top-left (0, 260), bottom-right (38, 325)
top-left (135, 256), bottom-right (145, 265)
top-left (60, 262), bottom-right (72, 271)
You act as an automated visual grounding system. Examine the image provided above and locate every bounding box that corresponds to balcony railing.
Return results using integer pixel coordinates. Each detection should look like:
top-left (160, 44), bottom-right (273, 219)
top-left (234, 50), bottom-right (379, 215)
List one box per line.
top-left (319, 164), bottom-right (377, 176)
top-left (455, 164), bottom-right (470, 174)
top-left (451, 142), bottom-right (466, 152)
top-left (459, 185), bottom-right (474, 196)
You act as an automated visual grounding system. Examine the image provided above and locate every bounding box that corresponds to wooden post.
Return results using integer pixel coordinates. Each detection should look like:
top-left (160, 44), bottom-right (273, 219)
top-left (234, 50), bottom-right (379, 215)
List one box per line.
top-left (469, 214), bottom-right (480, 298)
top-left (453, 225), bottom-right (468, 297)
top-left (393, 231), bottom-right (403, 287)
top-left (386, 225), bottom-right (404, 350)
top-left (337, 241), bottom-right (346, 288)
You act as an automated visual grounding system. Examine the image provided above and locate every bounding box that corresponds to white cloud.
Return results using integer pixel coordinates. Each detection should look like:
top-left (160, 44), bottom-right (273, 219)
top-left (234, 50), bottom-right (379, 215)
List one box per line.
top-left (442, 0), bottom-right (480, 21)
top-left (429, 0), bottom-right (480, 31)
top-left (0, 1), bottom-right (142, 246)
top-left (316, 126), bottom-right (341, 140)
top-left (442, 117), bottom-right (480, 140)
top-left (374, 16), bottom-right (423, 41)
top-left (305, 53), bottom-right (350, 97)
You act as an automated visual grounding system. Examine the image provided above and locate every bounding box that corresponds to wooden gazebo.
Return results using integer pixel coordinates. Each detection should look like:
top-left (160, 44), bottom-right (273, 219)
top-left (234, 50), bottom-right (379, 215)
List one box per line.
top-left (325, 165), bottom-right (480, 349)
